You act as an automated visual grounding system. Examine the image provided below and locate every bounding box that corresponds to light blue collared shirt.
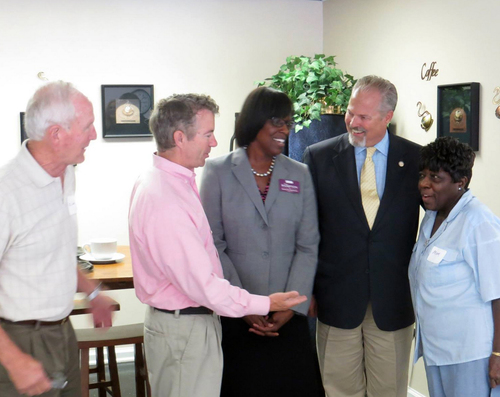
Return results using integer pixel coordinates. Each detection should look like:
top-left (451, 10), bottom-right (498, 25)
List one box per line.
top-left (354, 131), bottom-right (389, 199)
top-left (409, 190), bottom-right (500, 366)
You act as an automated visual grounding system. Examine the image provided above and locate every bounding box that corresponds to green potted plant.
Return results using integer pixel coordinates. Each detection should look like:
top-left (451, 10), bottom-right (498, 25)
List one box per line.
top-left (257, 54), bottom-right (356, 132)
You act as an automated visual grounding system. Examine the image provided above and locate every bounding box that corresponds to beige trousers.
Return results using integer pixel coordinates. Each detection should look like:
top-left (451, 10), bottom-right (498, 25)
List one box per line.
top-left (144, 306), bottom-right (223, 397)
top-left (317, 304), bottom-right (413, 397)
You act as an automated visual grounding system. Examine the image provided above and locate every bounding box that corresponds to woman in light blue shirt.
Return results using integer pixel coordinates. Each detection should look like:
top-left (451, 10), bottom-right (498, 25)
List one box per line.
top-left (409, 136), bottom-right (500, 397)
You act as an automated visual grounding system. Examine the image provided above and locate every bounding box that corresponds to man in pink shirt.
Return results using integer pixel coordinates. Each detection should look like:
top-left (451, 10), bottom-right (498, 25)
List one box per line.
top-left (128, 93), bottom-right (306, 397)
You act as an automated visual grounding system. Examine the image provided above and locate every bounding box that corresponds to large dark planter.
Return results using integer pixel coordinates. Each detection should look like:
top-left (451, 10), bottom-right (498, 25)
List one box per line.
top-left (286, 114), bottom-right (347, 162)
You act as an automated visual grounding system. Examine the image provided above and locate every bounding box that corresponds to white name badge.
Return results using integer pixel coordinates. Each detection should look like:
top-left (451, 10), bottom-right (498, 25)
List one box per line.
top-left (427, 246), bottom-right (447, 264)
top-left (67, 195), bottom-right (77, 215)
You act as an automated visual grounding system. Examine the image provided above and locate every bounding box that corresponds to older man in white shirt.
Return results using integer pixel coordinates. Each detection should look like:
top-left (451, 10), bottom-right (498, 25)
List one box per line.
top-left (0, 81), bottom-right (114, 397)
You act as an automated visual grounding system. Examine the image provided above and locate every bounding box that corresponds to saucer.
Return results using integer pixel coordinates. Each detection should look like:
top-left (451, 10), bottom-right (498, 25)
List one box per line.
top-left (79, 253), bottom-right (125, 264)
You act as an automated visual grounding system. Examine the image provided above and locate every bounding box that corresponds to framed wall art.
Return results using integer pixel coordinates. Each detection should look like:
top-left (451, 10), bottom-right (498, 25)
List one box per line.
top-left (101, 84), bottom-right (154, 138)
top-left (20, 112), bottom-right (27, 143)
top-left (437, 82), bottom-right (480, 151)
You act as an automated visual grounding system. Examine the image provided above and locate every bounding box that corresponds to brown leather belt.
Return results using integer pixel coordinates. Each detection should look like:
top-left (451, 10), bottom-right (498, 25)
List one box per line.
top-left (0, 316), bottom-right (69, 326)
top-left (154, 306), bottom-right (213, 315)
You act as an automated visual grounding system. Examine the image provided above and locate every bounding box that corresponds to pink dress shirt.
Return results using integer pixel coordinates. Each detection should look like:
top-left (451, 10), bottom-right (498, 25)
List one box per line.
top-left (129, 154), bottom-right (270, 317)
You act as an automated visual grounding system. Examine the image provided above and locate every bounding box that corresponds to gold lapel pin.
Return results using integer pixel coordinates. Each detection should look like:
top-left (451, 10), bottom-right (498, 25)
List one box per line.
top-left (398, 161), bottom-right (404, 167)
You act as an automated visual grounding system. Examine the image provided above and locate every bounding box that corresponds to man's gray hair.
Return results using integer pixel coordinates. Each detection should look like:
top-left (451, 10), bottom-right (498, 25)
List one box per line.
top-left (24, 81), bottom-right (83, 141)
top-left (352, 75), bottom-right (398, 114)
top-left (149, 94), bottom-right (219, 152)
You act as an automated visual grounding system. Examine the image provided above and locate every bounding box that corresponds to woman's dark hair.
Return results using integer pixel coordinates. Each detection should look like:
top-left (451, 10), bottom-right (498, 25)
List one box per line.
top-left (419, 136), bottom-right (475, 188)
top-left (235, 87), bottom-right (293, 147)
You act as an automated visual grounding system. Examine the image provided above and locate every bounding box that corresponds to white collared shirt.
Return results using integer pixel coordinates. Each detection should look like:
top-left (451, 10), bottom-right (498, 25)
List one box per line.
top-left (409, 190), bottom-right (500, 365)
top-left (0, 141), bottom-right (77, 321)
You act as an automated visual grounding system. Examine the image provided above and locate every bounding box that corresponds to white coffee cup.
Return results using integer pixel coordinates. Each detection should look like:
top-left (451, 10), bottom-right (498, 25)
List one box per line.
top-left (83, 239), bottom-right (117, 260)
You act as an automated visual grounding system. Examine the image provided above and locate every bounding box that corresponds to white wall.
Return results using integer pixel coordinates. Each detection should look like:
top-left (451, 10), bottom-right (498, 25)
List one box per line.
top-left (323, 0), bottom-right (500, 214)
top-left (323, 1), bottom-right (500, 395)
top-left (0, 0), bottom-right (323, 327)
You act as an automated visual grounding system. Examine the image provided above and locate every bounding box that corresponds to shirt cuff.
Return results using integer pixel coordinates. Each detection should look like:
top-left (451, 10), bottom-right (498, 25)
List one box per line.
top-left (246, 295), bottom-right (271, 316)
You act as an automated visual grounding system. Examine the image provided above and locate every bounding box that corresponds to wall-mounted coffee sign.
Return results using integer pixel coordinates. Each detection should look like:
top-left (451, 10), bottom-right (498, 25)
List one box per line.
top-left (421, 62), bottom-right (439, 81)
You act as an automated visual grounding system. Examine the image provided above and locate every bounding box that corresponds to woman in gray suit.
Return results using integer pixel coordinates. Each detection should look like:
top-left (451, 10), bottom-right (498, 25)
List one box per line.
top-left (200, 87), bottom-right (322, 397)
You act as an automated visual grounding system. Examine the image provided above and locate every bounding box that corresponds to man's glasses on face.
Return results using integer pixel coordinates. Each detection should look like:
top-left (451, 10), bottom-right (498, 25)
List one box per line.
top-left (270, 117), bottom-right (295, 130)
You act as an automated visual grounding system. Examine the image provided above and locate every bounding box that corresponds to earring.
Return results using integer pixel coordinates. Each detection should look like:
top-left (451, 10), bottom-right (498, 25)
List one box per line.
top-left (458, 187), bottom-right (462, 191)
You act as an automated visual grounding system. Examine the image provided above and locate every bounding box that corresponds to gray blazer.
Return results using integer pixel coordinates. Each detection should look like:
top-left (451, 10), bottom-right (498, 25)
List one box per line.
top-left (200, 148), bottom-right (319, 315)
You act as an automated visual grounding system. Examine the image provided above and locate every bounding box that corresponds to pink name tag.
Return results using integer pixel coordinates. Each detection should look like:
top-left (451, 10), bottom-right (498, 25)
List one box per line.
top-left (279, 179), bottom-right (300, 194)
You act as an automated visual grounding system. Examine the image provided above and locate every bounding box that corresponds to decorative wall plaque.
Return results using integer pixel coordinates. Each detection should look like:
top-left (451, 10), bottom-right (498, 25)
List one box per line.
top-left (437, 83), bottom-right (480, 151)
top-left (101, 85), bottom-right (154, 138)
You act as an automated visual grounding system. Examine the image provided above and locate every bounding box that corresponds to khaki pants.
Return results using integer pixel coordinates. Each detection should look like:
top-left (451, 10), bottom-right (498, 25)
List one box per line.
top-left (317, 304), bottom-right (413, 397)
top-left (0, 319), bottom-right (81, 397)
top-left (144, 306), bottom-right (223, 397)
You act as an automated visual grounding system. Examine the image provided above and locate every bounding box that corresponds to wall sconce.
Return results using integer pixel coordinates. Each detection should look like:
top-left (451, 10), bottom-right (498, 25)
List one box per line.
top-left (417, 102), bottom-right (433, 131)
top-left (37, 72), bottom-right (49, 81)
top-left (493, 87), bottom-right (500, 119)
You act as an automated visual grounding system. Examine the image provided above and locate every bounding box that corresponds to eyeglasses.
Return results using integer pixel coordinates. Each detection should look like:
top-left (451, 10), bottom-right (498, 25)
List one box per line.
top-left (270, 117), bottom-right (295, 130)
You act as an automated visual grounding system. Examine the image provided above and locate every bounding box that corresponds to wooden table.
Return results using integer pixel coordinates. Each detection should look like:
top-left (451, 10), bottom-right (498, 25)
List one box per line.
top-left (85, 246), bottom-right (134, 290)
top-left (72, 297), bottom-right (121, 315)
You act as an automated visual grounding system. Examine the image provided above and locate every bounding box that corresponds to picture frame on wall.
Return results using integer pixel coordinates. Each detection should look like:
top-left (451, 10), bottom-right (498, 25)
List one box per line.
top-left (20, 112), bottom-right (27, 143)
top-left (437, 82), bottom-right (480, 151)
top-left (101, 84), bottom-right (154, 138)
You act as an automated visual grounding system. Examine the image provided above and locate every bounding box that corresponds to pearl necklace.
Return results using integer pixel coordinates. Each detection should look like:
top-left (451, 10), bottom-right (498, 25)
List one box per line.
top-left (244, 147), bottom-right (276, 177)
top-left (251, 156), bottom-right (276, 177)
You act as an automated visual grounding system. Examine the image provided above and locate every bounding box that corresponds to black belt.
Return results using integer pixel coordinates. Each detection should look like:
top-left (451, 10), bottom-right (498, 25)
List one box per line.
top-left (154, 306), bottom-right (213, 315)
top-left (0, 316), bottom-right (69, 327)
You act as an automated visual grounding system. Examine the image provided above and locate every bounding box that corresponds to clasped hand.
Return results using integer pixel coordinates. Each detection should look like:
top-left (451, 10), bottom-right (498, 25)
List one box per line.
top-left (244, 310), bottom-right (294, 337)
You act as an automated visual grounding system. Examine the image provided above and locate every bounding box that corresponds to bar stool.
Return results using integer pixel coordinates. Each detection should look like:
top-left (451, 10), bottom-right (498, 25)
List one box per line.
top-left (76, 323), bottom-right (151, 397)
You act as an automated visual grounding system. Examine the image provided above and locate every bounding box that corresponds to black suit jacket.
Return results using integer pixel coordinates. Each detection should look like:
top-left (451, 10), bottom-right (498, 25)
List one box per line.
top-left (303, 133), bottom-right (421, 331)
